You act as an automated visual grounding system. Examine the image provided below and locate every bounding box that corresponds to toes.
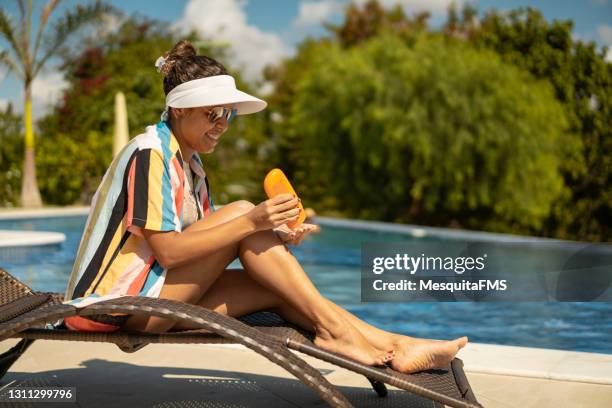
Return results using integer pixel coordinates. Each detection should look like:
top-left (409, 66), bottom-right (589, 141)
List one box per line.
top-left (376, 350), bottom-right (394, 365)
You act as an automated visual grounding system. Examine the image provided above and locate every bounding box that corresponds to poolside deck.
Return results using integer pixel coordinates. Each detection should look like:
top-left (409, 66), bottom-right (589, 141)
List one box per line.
top-left (0, 339), bottom-right (610, 407)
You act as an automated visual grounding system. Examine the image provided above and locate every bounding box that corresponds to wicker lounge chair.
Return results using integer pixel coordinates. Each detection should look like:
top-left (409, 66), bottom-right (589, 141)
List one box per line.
top-left (0, 268), bottom-right (482, 407)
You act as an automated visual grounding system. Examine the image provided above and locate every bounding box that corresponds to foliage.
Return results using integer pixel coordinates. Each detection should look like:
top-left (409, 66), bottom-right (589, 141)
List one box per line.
top-left (0, 0), bottom-right (115, 207)
top-left (36, 17), bottom-right (273, 205)
top-left (2, 0), bottom-right (608, 242)
top-left (36, 130), bottom-right (112, 205)
top-left (283, 34), bottom-right (572, 234)
top-left (325, 0), bottom-right (429, 47)
top-left (35, 18), bottom-right (172, 204)
top-left (465, 7), bottom-right (611, 241)
top-left (0, 104), bottom-right (23, 206)
top-left (266, 0), bottom-right (610, 241)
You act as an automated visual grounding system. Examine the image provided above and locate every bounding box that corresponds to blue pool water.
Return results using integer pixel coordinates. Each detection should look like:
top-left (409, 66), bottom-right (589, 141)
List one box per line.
top-left (0, 215), bottom-right (610, 354)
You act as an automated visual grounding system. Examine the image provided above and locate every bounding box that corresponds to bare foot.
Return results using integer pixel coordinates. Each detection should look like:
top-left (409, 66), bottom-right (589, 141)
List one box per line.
top-left (390, 336), bottom-right (468, 373)
top-left (314, 318), bottom-right (394, 367)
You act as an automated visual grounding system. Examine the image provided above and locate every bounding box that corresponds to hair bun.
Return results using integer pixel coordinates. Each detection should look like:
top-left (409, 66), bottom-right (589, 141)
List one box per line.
top-left (157, 40), bottom-right (197, 77)
top-left (168, 40), bottom-right (197, 59)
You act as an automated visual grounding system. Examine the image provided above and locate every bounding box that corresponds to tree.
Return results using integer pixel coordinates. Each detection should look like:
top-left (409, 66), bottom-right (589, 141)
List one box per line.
top-left (325, 0), bottom-right (429, 48)
top-left (37, 17), bottom-right (273, 206)
top-left (36, 18), bottom-right (175, 204)
top-left (264, 0), bottom-right (431, 190)
top-left (468, 7), bottom-right (611, 240)
top-left (263, 38), bottom-right (334, 189)
top-left (269, 1), bottom-right (610, 241)
top-left (284, 33), bottom-right (572, 234)
top-left (0, 103), bottom-right (23, 206)
top-left (0, 0), bottom-right (113, 207)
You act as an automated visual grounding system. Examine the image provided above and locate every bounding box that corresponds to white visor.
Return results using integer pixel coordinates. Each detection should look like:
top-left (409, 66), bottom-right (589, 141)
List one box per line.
top-left (161, 74), bottom-right (267, 120)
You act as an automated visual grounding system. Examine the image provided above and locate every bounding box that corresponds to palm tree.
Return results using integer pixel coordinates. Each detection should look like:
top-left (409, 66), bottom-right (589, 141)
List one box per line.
top-left (0, 0), bottom-right (112, 207)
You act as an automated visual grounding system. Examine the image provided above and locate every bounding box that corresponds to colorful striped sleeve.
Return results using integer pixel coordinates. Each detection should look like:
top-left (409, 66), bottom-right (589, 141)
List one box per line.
top-left (126, 148), bottom-right (180, 234)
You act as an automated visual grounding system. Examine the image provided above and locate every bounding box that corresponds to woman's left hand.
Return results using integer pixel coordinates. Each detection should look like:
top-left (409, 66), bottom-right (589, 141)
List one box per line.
top-left (274, 223), bottom-right (321, 245)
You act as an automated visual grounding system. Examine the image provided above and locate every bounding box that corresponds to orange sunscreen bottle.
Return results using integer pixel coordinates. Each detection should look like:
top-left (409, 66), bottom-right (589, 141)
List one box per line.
top-left (264, 168), bottom-right (306, 229)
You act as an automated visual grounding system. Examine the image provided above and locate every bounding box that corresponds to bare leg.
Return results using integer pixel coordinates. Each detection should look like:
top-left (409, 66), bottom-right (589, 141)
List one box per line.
top-left (272, 298), bottom-right (468, 373)
top-left (235, 228), bottom-right (393, 366)
top-left (171, 266), bottom-right (467, 373)
top-left (170, 267), bottom-right (283, 323)
top-left (122, 201), bottom-right (392, 366)
top-left (121, 201), bottom-right (251, 333)
top-left (273, 297), bottom-right (466, 349)
top-left (170, 219), bottom-right (466, 373)
top-left (170, 269), bottom-right (387, 341)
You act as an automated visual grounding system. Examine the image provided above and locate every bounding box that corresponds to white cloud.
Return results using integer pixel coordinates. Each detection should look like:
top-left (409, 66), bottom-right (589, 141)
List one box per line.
top-left (172, 0), bottom-right (293, 82)
top-left (95, 13), bottom-right (123, 37)
top-left (294, 0), bottom-right (341, 27)
top-left (0, 69), bottom-right (66, 118)
top-left (597, 24), bottom-right (612, 44)
top-left (597, 25), bottom-right (612, 63)
top-left (353, 0), bottom-right (466, 15)
top-left (31, 70), bottom-right (68, 119)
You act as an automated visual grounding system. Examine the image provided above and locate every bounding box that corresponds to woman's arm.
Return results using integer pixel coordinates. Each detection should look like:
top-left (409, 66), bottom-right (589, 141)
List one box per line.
top-left (142, 193), bottom-right (300, 269)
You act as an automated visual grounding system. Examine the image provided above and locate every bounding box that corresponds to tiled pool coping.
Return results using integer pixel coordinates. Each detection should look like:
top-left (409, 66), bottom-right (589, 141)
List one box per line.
top-left (0, 206), bottom-right (576, 243)
top-left (184, 341), bottom-right (612, 386)
top-left (460, 342), bottom-right (612, 386)
top-left (0, 206), bottom-right (90, 220)
top-left (313, 215), bottom-right (576, 243)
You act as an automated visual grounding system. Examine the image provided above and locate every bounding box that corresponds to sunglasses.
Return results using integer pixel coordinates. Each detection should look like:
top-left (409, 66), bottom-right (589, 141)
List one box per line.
top-left (207, 106), bottom-right (238, 124)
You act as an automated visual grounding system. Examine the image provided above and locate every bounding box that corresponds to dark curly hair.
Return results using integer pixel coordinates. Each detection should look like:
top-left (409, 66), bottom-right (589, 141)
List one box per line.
top-left (158, 40), bottom-right (228, 95)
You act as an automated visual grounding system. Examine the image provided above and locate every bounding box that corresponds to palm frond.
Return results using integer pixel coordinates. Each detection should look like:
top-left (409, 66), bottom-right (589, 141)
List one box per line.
top-left (16, 0), bottom-right (26, 19)
top-left (0, 49), bottom-right (23, 79)
top-left (32, 0), bottom-right (63, 66)
top-left (15, 0), bottom-right (31, 68)
top-left (33, 0), bottom-right (114, 77)
top-left (0, 8), bottom-right (25, 67)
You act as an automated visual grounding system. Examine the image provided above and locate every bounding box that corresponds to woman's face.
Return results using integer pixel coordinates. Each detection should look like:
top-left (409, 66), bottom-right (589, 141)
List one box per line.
top-left (171, 104), bottom-right (233, 154)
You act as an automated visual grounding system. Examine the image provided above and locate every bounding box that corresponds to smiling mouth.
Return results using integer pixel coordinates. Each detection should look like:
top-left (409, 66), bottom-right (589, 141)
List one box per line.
top-left (206, 132), bottom-right (221, 141)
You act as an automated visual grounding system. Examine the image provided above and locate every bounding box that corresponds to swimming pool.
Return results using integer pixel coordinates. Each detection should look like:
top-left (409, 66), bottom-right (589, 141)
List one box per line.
top-left (0, 215), bottom-right (610, 354)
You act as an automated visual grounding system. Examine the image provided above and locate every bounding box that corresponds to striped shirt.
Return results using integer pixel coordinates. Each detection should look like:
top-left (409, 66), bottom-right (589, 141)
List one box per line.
top-left (61, 120), bottom-right (215, 331)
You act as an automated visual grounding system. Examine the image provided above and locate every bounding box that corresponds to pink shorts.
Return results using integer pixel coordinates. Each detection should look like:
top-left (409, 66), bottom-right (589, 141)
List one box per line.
top-left (63, 314), bottom-right (129, 332)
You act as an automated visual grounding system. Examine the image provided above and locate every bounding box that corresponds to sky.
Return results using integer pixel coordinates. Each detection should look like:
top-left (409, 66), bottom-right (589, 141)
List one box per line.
top-left (1, 0), bottom-right (611, 119)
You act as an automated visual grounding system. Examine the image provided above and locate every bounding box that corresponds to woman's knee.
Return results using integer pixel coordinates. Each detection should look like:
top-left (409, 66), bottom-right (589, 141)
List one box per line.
top-left (228, 200), bottom-right (255, 215)
top-left (184, 200), bottom-right (254, 233)
top-left (210, 200), bottom-right (254, 224)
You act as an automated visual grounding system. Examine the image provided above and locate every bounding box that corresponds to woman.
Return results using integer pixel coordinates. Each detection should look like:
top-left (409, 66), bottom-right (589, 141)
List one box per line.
top-left (62, 40), bottom-right (467, 373)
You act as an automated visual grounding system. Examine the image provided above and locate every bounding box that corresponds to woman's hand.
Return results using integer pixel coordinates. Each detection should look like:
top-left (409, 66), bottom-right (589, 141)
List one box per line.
top-left (246, 193), bottom-right (301, 232)
top-left (274, 223), bottom-right (321, 245)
